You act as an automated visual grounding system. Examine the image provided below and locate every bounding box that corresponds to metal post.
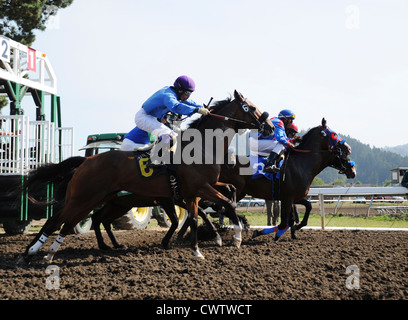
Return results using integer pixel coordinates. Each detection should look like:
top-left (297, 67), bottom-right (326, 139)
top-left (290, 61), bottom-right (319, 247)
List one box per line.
top-left (319, 193), bottom-right (325, 230)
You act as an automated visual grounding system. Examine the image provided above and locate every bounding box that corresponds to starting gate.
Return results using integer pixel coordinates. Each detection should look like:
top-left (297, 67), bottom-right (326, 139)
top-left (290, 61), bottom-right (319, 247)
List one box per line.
top-left (0, 35), bottom-right (73, 234)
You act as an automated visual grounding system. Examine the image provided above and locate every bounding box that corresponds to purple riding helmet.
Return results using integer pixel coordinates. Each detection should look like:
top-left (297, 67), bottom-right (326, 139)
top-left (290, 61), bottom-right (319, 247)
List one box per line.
top-left (174, 75), bottom-right (196, 92)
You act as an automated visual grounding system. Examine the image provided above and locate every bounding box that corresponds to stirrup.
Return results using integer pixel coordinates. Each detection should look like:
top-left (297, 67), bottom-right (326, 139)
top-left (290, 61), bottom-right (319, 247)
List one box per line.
top-left (263, 165), bottom-right (279, 173)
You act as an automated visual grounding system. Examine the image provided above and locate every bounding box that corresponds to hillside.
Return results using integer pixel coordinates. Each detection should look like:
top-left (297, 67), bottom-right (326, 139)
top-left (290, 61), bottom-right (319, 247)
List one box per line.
top-left (316, 134), bottom-right (408, 185)
top-left (383, 143), bottom-right (408, 157)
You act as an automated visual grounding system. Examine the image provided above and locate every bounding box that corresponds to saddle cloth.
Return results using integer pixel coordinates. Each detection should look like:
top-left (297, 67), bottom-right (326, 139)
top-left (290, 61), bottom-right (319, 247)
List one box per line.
top-left (133, 150), bottom-right (182, 201)
top-left (249, 155), bottom-right (282, 200)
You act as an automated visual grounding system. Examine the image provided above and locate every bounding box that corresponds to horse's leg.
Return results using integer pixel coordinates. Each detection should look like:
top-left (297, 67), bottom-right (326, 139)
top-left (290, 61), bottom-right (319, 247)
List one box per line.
top-left (186, 197), bottom-right (204, 259)
top-left (274, 199), bottom-right (292, 242)
top-left (159, 198), bottom-right (178, 249)
top-left (213, 182), bottom-right (242, 247)
top-left (91, 207), bottom-right (112, 250)
top-left (200, 182), bottom-right (241, 248)
top-left (176, 200), bottom-right (222, 246)
top-left (43, 200), bottom-right (98, 262)
top-left (17, 213), bottom-right (63, 264)
top-left (292, 199), bottom-right (312, 238)
top-left (198, 206), bottom-right (222, 246)
top-left (289, 205), bottom-right (298, 239)
top-left (92, 202), bottom-right (131, 250)
top-left (252, 199), bottom-right (291, 241)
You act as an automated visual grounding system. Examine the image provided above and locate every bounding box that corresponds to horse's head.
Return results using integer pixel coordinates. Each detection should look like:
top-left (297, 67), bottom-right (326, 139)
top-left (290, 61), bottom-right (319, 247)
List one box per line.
top-left (207, 90), bottom-right (274, 137)
top-left (320, 118), bottom-right (356, 179)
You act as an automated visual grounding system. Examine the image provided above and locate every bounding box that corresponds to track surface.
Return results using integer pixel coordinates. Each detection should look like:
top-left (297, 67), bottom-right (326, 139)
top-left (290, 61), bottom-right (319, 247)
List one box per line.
top-left (0, 228), bottom-right (407, 300)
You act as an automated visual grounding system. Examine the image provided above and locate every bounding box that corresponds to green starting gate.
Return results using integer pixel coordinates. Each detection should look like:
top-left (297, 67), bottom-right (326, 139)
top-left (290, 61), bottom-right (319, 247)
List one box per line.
top-left (0, 36), bottom-right (73, 234)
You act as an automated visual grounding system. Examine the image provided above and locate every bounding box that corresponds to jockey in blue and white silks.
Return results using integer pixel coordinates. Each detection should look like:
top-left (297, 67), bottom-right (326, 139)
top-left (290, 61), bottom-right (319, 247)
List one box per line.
top-left (129, 75), bottom-right (210, 165)
top-left (249, 109), bottom-right (297, 173)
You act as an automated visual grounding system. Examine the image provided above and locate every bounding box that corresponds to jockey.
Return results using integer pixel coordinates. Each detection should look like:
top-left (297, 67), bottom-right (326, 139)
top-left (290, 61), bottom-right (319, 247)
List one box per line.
top-left (286, 122), bottom-right (299, 139)
top-left (249, 109), bottom-right (297, 173)
top-left (133, 75), bottom-right (210, 166)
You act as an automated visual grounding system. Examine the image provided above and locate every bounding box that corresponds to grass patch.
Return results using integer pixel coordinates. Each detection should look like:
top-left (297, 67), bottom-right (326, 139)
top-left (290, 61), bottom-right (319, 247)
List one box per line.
top-left (237, 211), bottom-right (408, 229)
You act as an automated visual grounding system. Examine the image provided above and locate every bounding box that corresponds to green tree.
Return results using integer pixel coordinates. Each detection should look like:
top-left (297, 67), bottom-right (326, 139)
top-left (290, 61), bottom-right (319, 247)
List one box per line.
top-left (0, 0), bottom-right (74, 45)
top-left (312, 177), bottom-right (325, 186)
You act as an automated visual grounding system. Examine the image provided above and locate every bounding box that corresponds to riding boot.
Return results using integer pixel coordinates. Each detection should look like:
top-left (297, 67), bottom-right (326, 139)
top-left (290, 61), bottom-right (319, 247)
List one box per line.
top-left (263, 152), bottom-right (279, 173)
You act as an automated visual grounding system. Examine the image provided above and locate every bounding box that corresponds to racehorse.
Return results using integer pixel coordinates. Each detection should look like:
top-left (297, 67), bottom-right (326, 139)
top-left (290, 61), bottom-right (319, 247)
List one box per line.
top-left (18, 90), bottom-right (273, 263)
top-left (219, 118), bottom-right (356, 240)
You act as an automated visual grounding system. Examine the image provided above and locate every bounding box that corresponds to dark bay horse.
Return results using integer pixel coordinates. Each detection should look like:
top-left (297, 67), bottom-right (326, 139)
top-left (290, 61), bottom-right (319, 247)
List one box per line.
top-left (220, 118), bottom-right (356, 240)
top-left (18, 90), bottom-right (273, 263)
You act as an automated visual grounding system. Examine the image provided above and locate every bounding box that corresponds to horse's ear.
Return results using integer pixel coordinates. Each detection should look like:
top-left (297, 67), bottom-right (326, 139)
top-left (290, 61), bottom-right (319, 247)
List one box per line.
top-left (234, 90), bottom-right (244, 102)
top-left (321, 118), bottom-right (327, 127)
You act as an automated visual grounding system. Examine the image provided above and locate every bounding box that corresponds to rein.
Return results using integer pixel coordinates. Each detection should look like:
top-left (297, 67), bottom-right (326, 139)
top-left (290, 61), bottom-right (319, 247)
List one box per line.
top-left (207, 113), bottom-right (259, 128)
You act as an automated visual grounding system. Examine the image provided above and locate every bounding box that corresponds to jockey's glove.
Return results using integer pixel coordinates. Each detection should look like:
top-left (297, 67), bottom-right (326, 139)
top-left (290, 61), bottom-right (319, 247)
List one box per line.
top-left (197, 107), bottom-right (211, 116)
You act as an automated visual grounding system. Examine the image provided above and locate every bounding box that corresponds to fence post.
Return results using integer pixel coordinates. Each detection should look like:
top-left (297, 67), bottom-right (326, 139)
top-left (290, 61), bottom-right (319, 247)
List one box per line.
top-left (319, 193), bottom-right (325, 230)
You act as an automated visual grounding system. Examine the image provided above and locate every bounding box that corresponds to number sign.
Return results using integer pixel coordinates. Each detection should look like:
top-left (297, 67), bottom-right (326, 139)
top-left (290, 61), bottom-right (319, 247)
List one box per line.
top-left (27, 47), bottom-right (37, 72)
top-left (0, 36), bottom-right (10, 63)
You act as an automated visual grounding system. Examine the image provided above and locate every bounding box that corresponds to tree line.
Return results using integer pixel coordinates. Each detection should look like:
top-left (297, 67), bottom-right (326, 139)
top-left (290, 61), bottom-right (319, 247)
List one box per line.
top-left (314, 134), bottom-right (408, 186)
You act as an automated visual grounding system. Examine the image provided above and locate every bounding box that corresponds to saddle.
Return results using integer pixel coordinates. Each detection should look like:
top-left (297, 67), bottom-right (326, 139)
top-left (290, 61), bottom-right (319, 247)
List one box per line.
top-left (250, 154), bottom-right (285, 200)
top-left (132, 149), bottom-right (182, 201)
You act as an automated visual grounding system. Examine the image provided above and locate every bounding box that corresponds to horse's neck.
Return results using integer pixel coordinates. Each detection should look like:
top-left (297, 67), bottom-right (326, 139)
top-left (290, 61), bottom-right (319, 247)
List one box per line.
top-left (289, 142), bottom-right (332, 183)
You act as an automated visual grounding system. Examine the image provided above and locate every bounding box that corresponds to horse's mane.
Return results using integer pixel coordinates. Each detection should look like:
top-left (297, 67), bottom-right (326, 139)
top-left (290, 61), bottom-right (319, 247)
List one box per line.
top-left (188, 97), bottom-right (232, 129)
top-left (295, 125), bottom-right (320, 150)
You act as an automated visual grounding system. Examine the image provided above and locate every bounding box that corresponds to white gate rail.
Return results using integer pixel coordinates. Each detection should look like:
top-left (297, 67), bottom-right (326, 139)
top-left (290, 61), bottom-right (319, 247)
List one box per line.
top-left (0, 115), bottom-right (29, 174)
top-left (0, 115), bottom-right (73, 175)
top-left (307, 187), bottom-right (408, 230)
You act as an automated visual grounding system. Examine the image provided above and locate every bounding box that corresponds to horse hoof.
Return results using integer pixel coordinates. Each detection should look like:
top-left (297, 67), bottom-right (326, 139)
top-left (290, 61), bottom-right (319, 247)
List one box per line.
top-left (252, 230), bottom-right (261, 239)
top-left (194, 250), bottom-right (205, 260)
top-left (161, 242), bottom-right (170, 250)
top-left (233, 237), bottom-right (241, 248)
top-left (215, 234), bottom-right (223, 247)
top-left (114, 244), bottom-right (128, 250)
top-left (44, 253), bottom-right (54, 263)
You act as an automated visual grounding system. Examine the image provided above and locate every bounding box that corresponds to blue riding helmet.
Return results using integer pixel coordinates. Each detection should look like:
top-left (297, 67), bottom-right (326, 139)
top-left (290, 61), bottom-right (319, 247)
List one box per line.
top-left (278, 109), bottom-right (295, 120)
top-left (174, 75), bottom-right (196, 92)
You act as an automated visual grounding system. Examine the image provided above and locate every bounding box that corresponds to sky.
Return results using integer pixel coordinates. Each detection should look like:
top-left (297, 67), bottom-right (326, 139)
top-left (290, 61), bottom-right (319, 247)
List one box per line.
top-left (20, 0), bottom-right (408, 155)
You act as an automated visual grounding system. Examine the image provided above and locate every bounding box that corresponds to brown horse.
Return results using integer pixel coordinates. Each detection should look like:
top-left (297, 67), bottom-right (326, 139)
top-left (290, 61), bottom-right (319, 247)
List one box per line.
top-left (18, 90), bottom-right (273, 263)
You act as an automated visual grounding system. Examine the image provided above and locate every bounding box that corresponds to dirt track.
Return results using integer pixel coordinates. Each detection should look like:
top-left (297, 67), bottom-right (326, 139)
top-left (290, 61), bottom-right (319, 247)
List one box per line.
top-left (0, 227), bottom-right (407, 301)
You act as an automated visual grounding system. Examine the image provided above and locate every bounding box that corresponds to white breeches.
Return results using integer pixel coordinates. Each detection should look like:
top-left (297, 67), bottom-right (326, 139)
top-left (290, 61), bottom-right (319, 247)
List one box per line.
top-left (249, 137), bottom-right (285, 157)
top-left (134, 108), bottom-right (177, 138)
top-left (120, 138), bottom-right (149, 151)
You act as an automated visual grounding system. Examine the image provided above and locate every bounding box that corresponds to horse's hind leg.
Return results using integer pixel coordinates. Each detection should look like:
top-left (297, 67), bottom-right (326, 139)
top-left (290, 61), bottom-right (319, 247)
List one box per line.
top-left (18, 213), bottom-right (63, 265)
top-left (160, 198), bottom-right (178, 249)
top-left (43, 204), bottom-right (96, 262)
top-left (198, 207), bottom-right (222, 246)
top-left (92, 203), bottom-right (130, 250)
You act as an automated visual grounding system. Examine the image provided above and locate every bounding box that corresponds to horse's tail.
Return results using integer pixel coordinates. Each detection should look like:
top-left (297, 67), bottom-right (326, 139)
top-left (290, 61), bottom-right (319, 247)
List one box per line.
top-left (22, 156), bottom-right (87, 205)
